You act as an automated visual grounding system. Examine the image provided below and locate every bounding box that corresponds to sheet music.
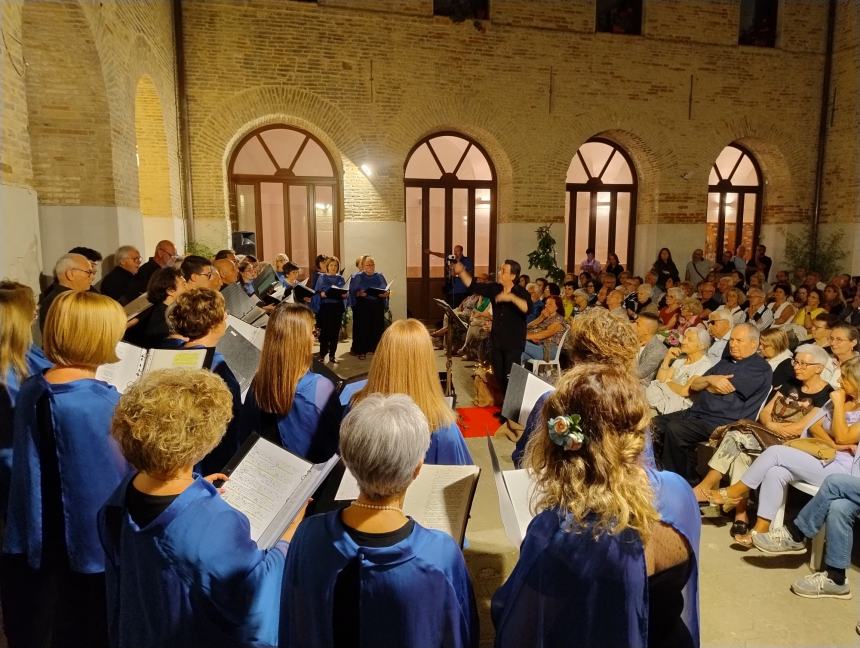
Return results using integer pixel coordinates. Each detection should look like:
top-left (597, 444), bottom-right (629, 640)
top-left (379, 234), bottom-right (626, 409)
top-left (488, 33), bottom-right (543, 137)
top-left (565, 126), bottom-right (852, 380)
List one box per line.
top-left (225, 315), bottom-right (266, 350)
top-left (220, 438), bottom-right (313, 543)
top-left (487, 435), bottom-right (537, 547)
top-left (96, 341), bottom-right (147, 394)
top-left (144, 348), bottom-right (209, 372)
top-left (502, 364), bottom-right (553, 426)
top-left (123, 293), bottom-right (152, 321)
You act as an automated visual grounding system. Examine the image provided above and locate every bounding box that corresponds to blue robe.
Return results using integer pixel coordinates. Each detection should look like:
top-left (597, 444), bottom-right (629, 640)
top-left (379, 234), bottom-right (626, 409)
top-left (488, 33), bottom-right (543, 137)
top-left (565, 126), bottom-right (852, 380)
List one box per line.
top-left (312, 273), bottom-right (347, 312)
top-left (4, 374), bottom-right (127, 573)
top-left (280, 510), bottom-right (479, 648)
top-left (339, 380), bottom-right (473, 466)
top-left (99, 474), bottom-right (287, 647)
top-left (491, 469), bottom-right (700, 648)
top-left (241, 371), bottom-right (341, 463)
top-left (513, 391), bottom-right (656, 469)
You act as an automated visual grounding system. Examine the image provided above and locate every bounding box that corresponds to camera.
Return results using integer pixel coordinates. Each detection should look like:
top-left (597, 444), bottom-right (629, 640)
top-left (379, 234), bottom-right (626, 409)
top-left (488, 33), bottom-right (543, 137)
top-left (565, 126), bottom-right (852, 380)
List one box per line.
top-left (447, 254), bottom-right (457, 264)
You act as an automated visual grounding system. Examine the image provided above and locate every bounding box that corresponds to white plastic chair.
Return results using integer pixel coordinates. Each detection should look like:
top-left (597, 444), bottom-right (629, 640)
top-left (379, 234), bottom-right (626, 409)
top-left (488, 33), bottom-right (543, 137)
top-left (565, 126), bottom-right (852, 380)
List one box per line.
top-left (771, 481), bottom-right (825, 570)
top-left (526, 328), bottom-right (569, 381)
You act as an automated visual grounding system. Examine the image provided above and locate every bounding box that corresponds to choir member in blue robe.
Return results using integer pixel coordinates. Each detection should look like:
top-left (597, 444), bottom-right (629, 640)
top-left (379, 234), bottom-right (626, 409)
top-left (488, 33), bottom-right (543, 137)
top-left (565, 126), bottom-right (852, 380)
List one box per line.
top-left (0, 281), bottom-right (54, 525)
top-left (99, 369), bottom-right (303, 648)
top-left (314, 256), bottom-right (348, 363)
top-left (238, 258), bottom-right (258, 296)
top-left (349, 255), bottom-right (389, 358)
top-left (167, 288), bottom-right (242, 473)
top-left (241, 303), bottom-right (341, 462)
top-left (1, 291), bottom-right (128, 648)
top-left (348, 319), bottom-right (473, 466)
top-left (273, 253), bottom-right (291, 288)
top-left (280, 393), bottom-right (479, 648)
top-left (491, 363), bottom-right (700, 648)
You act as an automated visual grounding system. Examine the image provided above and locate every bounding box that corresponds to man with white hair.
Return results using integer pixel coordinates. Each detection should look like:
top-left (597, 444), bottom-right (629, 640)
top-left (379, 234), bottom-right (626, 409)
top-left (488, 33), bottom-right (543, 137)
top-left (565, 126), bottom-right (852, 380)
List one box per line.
top-left (647, 326), bottom-right (715, 414)
top-left (38, 253), bottom-right (96, 329)
top-left (126, 239), bottom-right (178, 299)
top-left (100, 245), bottom-right (142, 303)
top-left (652, 322), bottom-right (772, 482)
top-left (705, 309), bottom-right (733, 362)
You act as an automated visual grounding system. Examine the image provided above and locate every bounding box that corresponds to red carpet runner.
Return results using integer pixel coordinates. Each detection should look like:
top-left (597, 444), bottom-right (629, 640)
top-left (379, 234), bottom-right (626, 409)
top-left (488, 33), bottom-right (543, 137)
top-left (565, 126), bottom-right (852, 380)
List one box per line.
top-left (456, 406), bottom-right (502, 438)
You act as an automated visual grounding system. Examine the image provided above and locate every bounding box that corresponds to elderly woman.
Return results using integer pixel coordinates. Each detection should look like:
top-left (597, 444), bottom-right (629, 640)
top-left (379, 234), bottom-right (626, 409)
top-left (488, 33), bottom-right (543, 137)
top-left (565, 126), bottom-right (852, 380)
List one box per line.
top-left (760, 328), bottom-right (795, 388)
top-left (629, 283), bottom-right (657, 318)
top-left (743, 287), bottom-right (774, 331)
top-left (708, 356), bottom-right (860, 547)
top-left (658, 287), bottom-right (684, 329)
top-left (677, 297), bottom-right (704, 333)
top-left (273, 252), bottom-right (290, 287)
top-left (522, 295), bottom-right (565, 365)
top-left (2, 292), bottom-right (127, 647)
top-left (715, 286), bottom-right (746, 326)
top-left (349, 256), bottom-right (390, 359)
top-left (100, 369), bottom-right (298, 647)
top-left (493, 363), bottom-right (700, 648)
top-left (647, 327), bottom-right (714, 415)
top-left (695, 344), bottom-right (832, 538)
top-left (280, 394), bottom-right (479, 648)
top-left (823, 324), bottom-right (860, 388)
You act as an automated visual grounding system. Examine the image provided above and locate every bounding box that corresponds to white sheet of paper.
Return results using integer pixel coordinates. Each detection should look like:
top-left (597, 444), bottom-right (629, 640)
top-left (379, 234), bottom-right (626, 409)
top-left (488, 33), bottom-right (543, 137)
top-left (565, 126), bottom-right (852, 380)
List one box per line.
top-left (519, 373), bottom-right (554, 426)
top-left (503, 468), bottom-right (536, 543)
top-left (96, 341), bottom-right (147, 394)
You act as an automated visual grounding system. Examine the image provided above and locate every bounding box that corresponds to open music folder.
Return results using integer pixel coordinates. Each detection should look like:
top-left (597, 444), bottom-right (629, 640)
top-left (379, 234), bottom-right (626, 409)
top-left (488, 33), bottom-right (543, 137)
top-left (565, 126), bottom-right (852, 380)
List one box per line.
top-left (501, 363), bottom-right (554, 426)
top-left (123, 293), bottom-right (153, 321)
top-left (220, 434), bottom-right (340, 550)
top-left (365, 280), bottom-right (393, 298)
top-left (335, 463), bottom-right (480, 546)
top-left (487, 435), bottom-right (537, 548)
top-left (215, 324), bottom-right (262, 401)
top-left (96, 341), bottom-right (213, 394)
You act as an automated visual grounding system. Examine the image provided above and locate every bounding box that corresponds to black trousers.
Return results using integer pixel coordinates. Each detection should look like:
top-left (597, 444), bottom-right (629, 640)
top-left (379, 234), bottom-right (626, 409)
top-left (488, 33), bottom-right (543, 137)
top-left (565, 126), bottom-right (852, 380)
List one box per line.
top-left (318, 302), bottom-right (344, 358)
top-left (652, 412), bottom-right (714, 483)
top-left (351, 298), bottom-right (385, 354)
top-left (491, 345), bottom-right (523, 395)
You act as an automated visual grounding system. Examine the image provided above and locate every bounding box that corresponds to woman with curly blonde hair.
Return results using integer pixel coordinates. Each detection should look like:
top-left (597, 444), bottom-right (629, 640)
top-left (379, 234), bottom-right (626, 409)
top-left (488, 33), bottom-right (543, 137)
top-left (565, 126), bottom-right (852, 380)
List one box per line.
top-left (492, 363), bottom-right (701, 648)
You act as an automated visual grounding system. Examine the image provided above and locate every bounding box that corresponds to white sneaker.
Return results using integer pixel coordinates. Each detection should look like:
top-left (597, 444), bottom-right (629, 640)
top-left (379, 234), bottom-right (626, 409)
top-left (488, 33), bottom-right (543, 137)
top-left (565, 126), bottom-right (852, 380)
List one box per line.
top-left (791, 571), bottom-right (851, 599)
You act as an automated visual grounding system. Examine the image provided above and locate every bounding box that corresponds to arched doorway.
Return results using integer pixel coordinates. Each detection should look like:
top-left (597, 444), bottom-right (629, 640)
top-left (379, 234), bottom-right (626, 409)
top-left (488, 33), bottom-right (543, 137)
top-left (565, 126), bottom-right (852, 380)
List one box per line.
top-left (228, 125), bottom-right (339, 269)
top-left (564, 138), bottom-right (637, 271)
top-left (706, 143), bottom-right (763, 262)
top-left (404, 132), bottom-right (497, 320)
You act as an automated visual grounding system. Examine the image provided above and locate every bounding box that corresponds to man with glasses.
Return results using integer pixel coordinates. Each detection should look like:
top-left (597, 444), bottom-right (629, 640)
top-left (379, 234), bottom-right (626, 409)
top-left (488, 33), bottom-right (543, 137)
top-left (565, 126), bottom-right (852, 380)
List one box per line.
top-left (101, 245), bottom-right (142, 304)
top-left (38, 253), bottom-right (96, 329)
top-left (705, 309), bottom-right (733, 363)
top-left (180, 255), bottom-right (222, 291)
top-left (127, 240), bottom-right (178, 299)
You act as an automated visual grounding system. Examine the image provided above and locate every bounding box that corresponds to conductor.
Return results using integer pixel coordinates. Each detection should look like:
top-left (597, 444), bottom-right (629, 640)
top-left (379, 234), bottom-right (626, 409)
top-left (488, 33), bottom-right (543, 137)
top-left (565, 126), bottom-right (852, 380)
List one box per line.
top-left (452, 259), bottom-right (530, 396)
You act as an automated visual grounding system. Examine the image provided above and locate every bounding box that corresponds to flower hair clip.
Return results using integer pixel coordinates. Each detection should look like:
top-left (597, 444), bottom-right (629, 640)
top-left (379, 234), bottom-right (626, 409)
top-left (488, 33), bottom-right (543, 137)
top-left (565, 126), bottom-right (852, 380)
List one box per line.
top-left (548, 414), bottom-right (586, 451)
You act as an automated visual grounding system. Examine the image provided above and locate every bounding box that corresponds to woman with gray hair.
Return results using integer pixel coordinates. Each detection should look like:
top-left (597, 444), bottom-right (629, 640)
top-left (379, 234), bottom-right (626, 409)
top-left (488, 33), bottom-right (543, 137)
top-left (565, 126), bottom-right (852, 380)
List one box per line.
top-left (279, 393), bottom-right (479, 648)
top-left (647, 326), bottom-right (714, 415)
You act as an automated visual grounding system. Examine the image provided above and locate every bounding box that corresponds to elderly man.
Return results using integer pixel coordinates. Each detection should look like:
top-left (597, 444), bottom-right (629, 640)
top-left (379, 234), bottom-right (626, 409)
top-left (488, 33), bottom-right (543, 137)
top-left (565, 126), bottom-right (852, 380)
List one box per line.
top-left (685, 248), bottom-right (715, 286)
top-left (634, 312), bottom-right (667, 385)
top-left (697, 281), bottom-right (720, 315)
top-left (38, 253), bottom-right (96, 329)
top-left (100, 245), bottom-right (142, 303)
top-left (743, 287), bottom-right (774, 331)
top-left (180, 255), bottom-right (221, 291)
top-left (652, 322), bottom-right (772, 482)
top-left (705, 309), bottom-right (733, 362)
top-left (213, 257), bottom-right (239, 286)
top-left (606, 288), bottom-right (628, 319)
top-left (126, 239), bottom-right (177, 298)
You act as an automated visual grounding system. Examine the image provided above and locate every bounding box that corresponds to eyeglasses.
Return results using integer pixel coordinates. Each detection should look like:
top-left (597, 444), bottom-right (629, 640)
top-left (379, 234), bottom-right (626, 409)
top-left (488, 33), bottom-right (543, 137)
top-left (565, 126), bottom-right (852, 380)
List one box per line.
top-left (70, 267), bottom-right (95, 277)
top-left (792, 360), bottom-right (822, 368)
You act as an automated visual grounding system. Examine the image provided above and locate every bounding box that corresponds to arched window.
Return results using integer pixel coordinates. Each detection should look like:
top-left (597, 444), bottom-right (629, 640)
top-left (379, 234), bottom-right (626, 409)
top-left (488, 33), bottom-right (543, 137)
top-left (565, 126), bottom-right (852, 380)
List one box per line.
top-left (228, 125), bottom-right (339, 269)
top-left (706, 144), bottom-right (762, 262)
top-left (404, 132), bottom-right (496, 320)
top-left (565, 138), bottom-right (637, 271)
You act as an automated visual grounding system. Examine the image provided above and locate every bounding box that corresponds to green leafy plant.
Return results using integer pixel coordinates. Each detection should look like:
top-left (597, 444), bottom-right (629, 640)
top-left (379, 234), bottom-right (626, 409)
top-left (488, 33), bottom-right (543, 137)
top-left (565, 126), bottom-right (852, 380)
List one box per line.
top-left (783, 225), bottom-right (848, 279)
top-left (526, 225), bottom-right (565, 284)
top-left (184, 240), bottom-right (216, 260)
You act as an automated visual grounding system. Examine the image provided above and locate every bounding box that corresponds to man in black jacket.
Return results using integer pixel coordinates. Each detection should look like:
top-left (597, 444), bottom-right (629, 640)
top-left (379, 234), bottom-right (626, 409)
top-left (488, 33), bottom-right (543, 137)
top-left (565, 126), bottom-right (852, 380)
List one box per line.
top-left (125, 239), bottom-right (178, 299)
top-left (100, 245), bottom-right (142, 303)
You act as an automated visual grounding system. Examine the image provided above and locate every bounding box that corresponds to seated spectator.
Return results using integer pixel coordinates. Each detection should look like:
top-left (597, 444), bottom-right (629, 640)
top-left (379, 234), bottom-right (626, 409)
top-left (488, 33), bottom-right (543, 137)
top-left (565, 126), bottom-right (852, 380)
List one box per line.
top-left (124, 267), bottom-right (187, 349)
top-left (677, 297), bottom-right (704, 333)
top-left (822, 284), bottom-right (849, 320)
top-left (791, 286), bottom-right (810, 325)
top-left (630, 283), bottom-right (657, 319)
top-left (604, 251), bottom-right (624, 277)
top-left (180, 255), bottom-right (221, 291)
top-left (545, 282), bottom-right (561, 298)
top-left (280, 394), bottom-right (478, 648)
top-left (768, 282), bottom-right (797, 330)
top-left (714, 286), bottom-right (746, 326)
top-left (527, 282), bottom-right (544, 322)
top-left (652, 323), bottom-right (772, 482)
top-left (241, 303), bottom-right (341, 463)
top-left (100, 369), bottom-right (297, 646)
top-left (760, 328), bottom-right (794, 388)
top-left (800, 288), bottom-right (827, 335)
top-left (579, 248), bottom-right (601, 275)
top-left (647, 327), bottom-right (714, 415)
top-left (600, 272), bottom-right (618, 292)
top-left (100, 245), bottom-right (142, 304)
top-left (348, 319), bottom-right (472, 465)
top-left (658, 287), bottom-right (684, 330)
top-left (1, 291), bottom-right (127, 647)
top-left (748, 270), bottom-right (770, 296)
top-left (572, 288), bottom-right (590, 317)
top-left (823, 324), bottom-right (860, 388)
top-left (635, 312), bottom-right (667, 385)
top-left (849, 289), bottom-right (860, 327)
top-left (695, 344), bottom-right (832, 538)
top-left (492, 363), bottom-right (700, 648)
top-left (167, 289), bottom-right (241, 473)
top-left (213, 257), bottom-right (239, 286)
top-left (753, 474), bottom-right (859, 602)
top-left (678, 281), bottom-right (695, 298)
top-left (522, 295), bottom-right (566, 365)
top-left (651, 247), bottom-right (681, 289)
top-left (742, 287), bottom-right (773, 331)
top-left (238, 258), bottom-right (258, 297)
top-left (536, 277), bottom-right (549, 296)
top-left (774, 270), bottom-right (795, 293)
top-left (39, 253), bottom-right (97, 329)
top-left (581, 275), bottom-right (597, 297)
top-left (561, 281), bottom-right (576, 319)
top-left (715, 275), bottom-right (733, 305)
top-left (697, 281), bottom-right (720, 315)
top-left (705, 309), bottom-right (733, 362)
top-left (685, 248), bottom-right (715, 286)
top-left (707, 356), bottom-right (860, 547)
top-left (810, 311), bottom-right (833, 352)
top-left (459, 299), bottom-right (493, 362)
top-left (606, 288), bottom-right (628, 319)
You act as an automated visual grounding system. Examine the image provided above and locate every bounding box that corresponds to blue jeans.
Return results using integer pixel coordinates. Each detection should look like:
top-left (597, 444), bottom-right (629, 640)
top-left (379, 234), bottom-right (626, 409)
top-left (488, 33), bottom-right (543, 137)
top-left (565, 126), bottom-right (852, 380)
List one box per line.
top-left (521, 342), bottom-right (557, 365)
top-left (795, 474), bottom-right (860, 570)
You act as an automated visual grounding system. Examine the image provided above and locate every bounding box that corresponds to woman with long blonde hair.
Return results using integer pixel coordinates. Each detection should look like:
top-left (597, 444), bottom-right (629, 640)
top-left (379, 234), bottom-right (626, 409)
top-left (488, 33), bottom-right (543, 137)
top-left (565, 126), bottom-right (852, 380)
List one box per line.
top-left (348, 319), bottom-right (472, 465)
top-left (241, 303), bottom-right (341, 462)
top-left (492, 363), bottom-right (700, 648)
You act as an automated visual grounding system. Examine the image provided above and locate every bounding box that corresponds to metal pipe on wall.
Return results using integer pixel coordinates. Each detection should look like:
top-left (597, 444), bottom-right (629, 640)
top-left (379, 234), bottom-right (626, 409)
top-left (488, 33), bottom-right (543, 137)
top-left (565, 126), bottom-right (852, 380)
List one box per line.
top-left (172, 0), bottom-right (195, 248)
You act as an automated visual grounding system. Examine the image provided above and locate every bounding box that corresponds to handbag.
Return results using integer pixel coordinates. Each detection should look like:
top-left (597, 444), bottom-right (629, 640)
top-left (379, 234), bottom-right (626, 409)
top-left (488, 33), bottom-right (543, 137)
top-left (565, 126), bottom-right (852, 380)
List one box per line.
top-left (709, 419), bottom-right (784, 450)
top-left (783, 437), bottom-right (837, 463)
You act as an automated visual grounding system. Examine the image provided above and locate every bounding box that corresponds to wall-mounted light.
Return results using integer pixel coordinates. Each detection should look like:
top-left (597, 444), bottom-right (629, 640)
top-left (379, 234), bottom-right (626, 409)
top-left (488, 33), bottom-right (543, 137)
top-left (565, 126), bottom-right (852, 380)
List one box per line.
top-left (360, 163), bottom-right (373, 176)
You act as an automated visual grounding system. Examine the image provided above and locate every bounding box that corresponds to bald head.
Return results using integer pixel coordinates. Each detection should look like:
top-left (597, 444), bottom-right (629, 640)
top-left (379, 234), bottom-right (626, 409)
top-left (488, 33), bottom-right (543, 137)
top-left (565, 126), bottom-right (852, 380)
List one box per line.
top-left (55, 253), bottom-right (94, 291)
top-left (213, 258), bottom-right (238, 285)
top-left (153, 240), bottom-right (177, 268)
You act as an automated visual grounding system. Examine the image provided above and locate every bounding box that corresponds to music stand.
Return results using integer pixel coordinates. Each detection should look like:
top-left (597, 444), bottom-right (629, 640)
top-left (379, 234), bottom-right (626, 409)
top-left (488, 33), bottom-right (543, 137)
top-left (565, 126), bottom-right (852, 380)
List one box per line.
top-left (433, 298), bottom-right (467, 397)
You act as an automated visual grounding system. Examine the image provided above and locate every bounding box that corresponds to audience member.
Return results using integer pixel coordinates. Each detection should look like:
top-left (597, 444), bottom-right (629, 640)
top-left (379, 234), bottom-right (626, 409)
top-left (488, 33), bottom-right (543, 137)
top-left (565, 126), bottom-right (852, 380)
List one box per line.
top-left (606, 288), bottom-right (628, 319)
top-left (349, 256), bottom-right (390, 359)
top-left (39, 253), bottom-right (97, 329)
top-left (822, 284), bottom-right (849, 320)
top-left (824, 324), bottom-right (860, 388)
top-left (493, 363), bottom-right (700, 648)
top-left (214, 248), bottom-right (236, 261)
top-left (560, 281), bottom-right (576, 318)
top-left (742, 287), bottom-right (773, 331)
top-left (630, 283), bottom-right (656, 318)
top-left (348, 319), bottom-right (472, 465)
top-left (180, 255), bottom-right (222, 292)
top-left (685, 248), bottom-right (715, 286)
top-left (751, 244), bottom-right (773, 280)
top-left (705, 309), bottom-right (733, 362)
top-left (100, 369), bottom-right (297, 646)
top-left (1, 291), bottom-right (127, 647)
top-left (768, 282), bottom-right (797, 330)
top-left (731, 245), bottom-right (747, 275)
top-left (647, 327), bottom-right (714, 415)
top-left (634, 312), bottom-right (667, 386)
top-left (579, 248), bottom-right (601, 275)
top-left (653, 323), bottom-right (772, 482)
top-left (714, 286), bottom-right (745, 326)
top-left (280, 394), bottom-right (478, 648)
top-left (604, 252), bottom-right (623, 277)
top-left (677, 297), bottom-right (704, 333)
top-left (100, 246), bottom-right (142, 303)
top-left (242, 303), bottom-right (341, 463)
top-left (658, 287), bottom-right (684, 330)
top-left (697, 281), bottom-right (720, 314)
top-left (522, 295), bottom-right (566, 365)
top-left (126, 240), bottom-right (177, 298)
top-left (760, 328), bottom-right (794, 388)
top-left (810, 311), bottom-right (833, 350)
top-left (651, 247), bottom-right (680, 288)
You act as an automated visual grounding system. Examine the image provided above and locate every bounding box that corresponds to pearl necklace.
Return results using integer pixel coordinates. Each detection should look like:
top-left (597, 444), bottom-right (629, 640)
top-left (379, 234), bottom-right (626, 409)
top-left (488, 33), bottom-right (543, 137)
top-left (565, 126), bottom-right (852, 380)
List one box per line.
top-left (351, 500), bottom-right (403, 513)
